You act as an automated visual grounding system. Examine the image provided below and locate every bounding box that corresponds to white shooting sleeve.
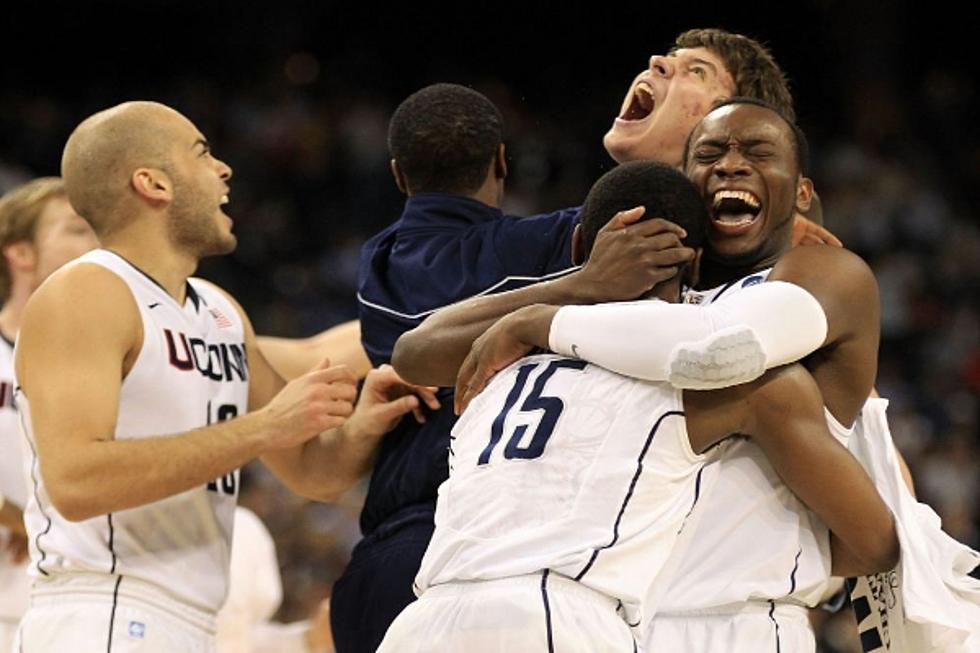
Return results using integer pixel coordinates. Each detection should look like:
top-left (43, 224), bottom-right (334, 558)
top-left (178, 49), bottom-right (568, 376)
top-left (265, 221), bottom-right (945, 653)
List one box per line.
top-left (548, 280), bottom-right (828, 389)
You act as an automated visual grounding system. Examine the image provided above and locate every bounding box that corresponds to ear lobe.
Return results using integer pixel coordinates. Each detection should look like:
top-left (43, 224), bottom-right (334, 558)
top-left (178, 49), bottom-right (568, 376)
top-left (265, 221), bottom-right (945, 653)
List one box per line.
top-left (132, 168), bottom-right (172, 204)
top-left (795, 176), bottom-right (814, 214)
top-left (571, 224), bottom-right (585, 265)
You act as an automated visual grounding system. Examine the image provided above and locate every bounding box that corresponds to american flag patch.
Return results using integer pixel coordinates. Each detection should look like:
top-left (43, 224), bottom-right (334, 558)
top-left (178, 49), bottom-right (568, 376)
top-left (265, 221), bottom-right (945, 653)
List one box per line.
top-left (209, 308), bottom-right (233, 329)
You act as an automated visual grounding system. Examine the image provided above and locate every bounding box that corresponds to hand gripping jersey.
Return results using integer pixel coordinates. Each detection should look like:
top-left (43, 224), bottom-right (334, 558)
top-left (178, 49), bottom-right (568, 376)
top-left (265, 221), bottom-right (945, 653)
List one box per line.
top-left (415, 353), bottom-right (708, 635)
top-left (15, 249), bottom-right (249, 613)
top-left (0, 335), bottom-right (30, 624)
top-left (658, 269), bottom-right (839, 612)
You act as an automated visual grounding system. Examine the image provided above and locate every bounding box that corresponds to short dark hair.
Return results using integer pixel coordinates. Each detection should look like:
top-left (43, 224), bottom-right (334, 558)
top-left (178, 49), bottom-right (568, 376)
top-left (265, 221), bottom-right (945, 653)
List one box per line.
top-left (672, 28), bottom-right (795, 122)
top-left (580, 161), bottom-right (707, 257)
top-left (682, 97), bottom-right (809, 175)
top-left (387, 83), bottom-right (503, 195)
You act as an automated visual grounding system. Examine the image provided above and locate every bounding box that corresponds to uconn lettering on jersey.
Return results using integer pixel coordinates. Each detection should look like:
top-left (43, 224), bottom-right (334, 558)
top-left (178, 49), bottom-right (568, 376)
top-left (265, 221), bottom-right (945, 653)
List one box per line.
top-left (164, 328), bottom-right (248, 382)
top-left (0, 380), bottom-right (14, 409)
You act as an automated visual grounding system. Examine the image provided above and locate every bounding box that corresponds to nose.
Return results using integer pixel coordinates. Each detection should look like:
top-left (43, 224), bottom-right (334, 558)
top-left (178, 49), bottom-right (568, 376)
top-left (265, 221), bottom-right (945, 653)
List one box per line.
top-left (713, 148), bottom-right (751, 178)
top-left (649, 55), bottom-right (674, 78)
top-left (215, 157), bottom-right (233, 181)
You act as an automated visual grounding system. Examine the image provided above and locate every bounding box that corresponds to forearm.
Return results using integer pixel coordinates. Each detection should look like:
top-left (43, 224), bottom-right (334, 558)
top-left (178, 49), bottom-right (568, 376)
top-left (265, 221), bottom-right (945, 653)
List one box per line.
top-left (393, 275), bottom-right (589, 386)
top-left (549, 281), bottom-right (827, 386)
top-left (0, 497), bottom-right (26, 536)
top-left (42, 412), bottom-right (273, 521)
top-left (264, 422), bottom-right (383, 502)
top-left (768, 428), bottom-right (897, 574)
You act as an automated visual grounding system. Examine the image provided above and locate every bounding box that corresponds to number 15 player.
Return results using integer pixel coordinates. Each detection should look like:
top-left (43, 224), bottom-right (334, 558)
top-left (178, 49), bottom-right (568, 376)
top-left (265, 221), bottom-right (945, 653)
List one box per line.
top-left (378, 162), bottom-right (897, 652)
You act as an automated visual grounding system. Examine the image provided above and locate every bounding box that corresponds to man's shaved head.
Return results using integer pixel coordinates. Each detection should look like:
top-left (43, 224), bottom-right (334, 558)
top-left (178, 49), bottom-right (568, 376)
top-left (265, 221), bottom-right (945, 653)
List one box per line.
top-left (61, 101), bottom-right (186, 235)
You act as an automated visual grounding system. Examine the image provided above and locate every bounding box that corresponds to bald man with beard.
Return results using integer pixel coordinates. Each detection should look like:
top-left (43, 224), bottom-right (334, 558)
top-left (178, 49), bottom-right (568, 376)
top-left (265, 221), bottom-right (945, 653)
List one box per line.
top-left (12, 101), bottom-right (431, 653)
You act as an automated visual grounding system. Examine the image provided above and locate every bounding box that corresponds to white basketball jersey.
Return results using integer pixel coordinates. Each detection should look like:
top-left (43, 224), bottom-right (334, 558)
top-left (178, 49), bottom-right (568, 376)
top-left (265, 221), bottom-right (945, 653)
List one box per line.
top-left (416, 353), bottom-right (706, 633)
top-left (0, 334), bottom-right (30, 621)
top-left (660, 270), bottom-right (845, 611)
top-left (15, 249), bottom-right (249, 613)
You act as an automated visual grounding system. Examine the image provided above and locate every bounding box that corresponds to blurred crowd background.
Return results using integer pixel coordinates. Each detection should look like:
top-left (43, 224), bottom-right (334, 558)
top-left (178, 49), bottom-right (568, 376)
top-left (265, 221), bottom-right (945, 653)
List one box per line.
top-left (2, 2), bottom-right (976, 651)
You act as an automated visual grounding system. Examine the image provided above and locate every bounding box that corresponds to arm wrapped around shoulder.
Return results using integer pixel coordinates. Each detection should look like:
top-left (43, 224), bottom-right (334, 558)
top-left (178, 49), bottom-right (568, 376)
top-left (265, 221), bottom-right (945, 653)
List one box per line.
top-left (548, 281), bottom-right (828, 389)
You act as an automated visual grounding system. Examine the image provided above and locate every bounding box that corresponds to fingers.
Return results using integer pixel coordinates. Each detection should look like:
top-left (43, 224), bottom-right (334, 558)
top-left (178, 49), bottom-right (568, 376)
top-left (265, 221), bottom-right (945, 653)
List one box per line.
top-left (307, 364), bottom-right (357, 386)
top-left (620, 217), bottom-right (688, 239)
top-left (455, 360), bottom-right (495, 415)
top-left (602, 206), bottom-right (646, 230)
top-left (454, 351), bottom-right (479, 414)
top-left (414, 386), bottom-right (441, 411)
top-left (311, 356), bottom-right (333, 371)
top-left (373, 394), bottom-right (421, 424)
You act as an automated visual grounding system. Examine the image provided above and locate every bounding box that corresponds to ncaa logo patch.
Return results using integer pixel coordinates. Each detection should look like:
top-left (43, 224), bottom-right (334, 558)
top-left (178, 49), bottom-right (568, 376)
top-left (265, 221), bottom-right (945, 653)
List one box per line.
top-left (741, 275), bottom-right (764, 288)
top-left (128, 621), bottom-right (146, 639)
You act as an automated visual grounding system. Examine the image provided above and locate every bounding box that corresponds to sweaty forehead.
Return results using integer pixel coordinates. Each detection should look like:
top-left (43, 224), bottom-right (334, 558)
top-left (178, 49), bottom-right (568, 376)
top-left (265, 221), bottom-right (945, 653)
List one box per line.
top-left (692, 104), bottom-right (792, 147)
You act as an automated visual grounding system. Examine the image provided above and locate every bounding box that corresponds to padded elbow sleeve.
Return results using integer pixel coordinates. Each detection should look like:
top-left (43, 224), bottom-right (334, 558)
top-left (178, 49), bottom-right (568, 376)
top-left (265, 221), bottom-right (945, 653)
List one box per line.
top-left (548, 281), bottom-right (828, 388)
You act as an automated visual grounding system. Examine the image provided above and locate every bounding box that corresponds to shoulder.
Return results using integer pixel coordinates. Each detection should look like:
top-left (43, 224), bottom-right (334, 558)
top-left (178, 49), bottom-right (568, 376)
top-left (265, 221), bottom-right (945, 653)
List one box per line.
top-left (771, 245), bottom-right (878, 300)
top-left (30, 261), bottom-right (139, 320)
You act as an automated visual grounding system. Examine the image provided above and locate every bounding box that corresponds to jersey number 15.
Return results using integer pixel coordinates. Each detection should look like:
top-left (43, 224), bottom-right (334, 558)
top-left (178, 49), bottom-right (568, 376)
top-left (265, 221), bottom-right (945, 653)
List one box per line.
top-left (478, 358), bottom-right (587, 465)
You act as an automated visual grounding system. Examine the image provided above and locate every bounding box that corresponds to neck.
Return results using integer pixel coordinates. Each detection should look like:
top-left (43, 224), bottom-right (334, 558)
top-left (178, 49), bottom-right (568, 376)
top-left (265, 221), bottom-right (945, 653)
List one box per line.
top-left (696, 251), bottom-right (782, 290)
top-left (102, 221), bottom-right (198, 303)
top-left (647, 277), bottom-right (684, 303)
top-left (696, 227), bottom-right (793, 289)
top-left (0, 281), bottom-right (34, 339)
top-left (470, 175), bottom-right (503, 209)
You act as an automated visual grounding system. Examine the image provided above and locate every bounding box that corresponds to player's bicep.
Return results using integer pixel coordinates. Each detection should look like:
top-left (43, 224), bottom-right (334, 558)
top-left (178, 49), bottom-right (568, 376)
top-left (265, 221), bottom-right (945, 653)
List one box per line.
top-left (16, 268), bottom-right (137, 479)
top-left (769, 246), bottom-right (879, 348)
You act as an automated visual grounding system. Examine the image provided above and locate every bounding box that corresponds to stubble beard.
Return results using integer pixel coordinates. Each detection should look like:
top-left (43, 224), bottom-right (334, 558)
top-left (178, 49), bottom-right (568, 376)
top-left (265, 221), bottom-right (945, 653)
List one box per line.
top-left (168, 178), bottom-right (236, 260)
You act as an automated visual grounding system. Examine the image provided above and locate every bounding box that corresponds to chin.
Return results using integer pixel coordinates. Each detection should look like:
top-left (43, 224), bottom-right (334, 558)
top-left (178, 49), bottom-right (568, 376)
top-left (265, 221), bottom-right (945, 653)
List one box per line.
top-left (603, 130), bottom-right (631, 164)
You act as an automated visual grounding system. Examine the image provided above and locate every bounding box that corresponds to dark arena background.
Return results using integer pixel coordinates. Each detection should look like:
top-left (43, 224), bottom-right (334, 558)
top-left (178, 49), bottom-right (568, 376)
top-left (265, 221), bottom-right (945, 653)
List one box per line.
top-left (2, 2), bottom-right (977, 651)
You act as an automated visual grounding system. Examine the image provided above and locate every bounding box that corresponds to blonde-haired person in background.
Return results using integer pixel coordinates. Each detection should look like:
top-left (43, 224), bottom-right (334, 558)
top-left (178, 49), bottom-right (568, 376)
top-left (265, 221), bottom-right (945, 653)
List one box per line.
top-left (0, 176), bottom-right (99, 651)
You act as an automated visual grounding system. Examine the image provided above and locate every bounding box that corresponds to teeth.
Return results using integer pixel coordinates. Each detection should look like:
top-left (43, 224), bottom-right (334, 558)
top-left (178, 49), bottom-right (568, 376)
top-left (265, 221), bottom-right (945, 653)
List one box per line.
top-left (220, 195), bottom-right (229, 205)
top-left (635, 81), bottom-right (654, 110)
top-left (712, 190), bottom-right (760, 210)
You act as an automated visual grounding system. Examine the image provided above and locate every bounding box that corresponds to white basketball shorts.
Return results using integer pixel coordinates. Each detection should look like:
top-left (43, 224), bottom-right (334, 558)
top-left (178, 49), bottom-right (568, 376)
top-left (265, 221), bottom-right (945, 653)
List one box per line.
top-left (14, 572), bottom-right (216, 653)
top-left (378, 571), bottom-right (637, 652)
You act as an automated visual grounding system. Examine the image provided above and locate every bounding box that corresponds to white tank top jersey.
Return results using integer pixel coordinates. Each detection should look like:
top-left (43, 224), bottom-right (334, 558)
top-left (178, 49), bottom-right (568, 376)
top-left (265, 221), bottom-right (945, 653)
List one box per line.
top-left (659, 269), bottom-right (850, 612)
top-left (415, 352), bottom-right (707, 633)
top-left (0, 335), bottom-right (31, 621)
top-left (15, 249), bottom-right (249, 613)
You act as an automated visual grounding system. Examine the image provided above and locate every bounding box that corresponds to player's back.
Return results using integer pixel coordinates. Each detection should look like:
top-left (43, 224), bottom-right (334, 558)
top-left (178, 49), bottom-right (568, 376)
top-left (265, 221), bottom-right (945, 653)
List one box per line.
top-left (416, 353), bottom-right (706, 631)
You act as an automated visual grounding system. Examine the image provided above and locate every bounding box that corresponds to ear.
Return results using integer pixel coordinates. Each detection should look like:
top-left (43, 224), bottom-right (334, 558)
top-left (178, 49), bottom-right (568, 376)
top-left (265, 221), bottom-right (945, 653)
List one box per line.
top-left (390, 159), bottom-right (409, 195)
top-left (571, 224), bottom-right (585, 265)
top-left (794, 175), bottom-right (814, 214)
top-left (494, 143), bottom-right (507, 180)
top-left (131, 168), bottom-right (173, 205)
top-left (2, 241), bottom-right (37, 275)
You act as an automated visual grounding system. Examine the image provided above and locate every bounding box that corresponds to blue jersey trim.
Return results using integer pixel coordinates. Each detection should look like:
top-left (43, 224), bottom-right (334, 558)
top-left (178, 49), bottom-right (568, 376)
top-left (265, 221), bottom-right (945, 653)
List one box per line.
top-left (767, 600), bottom-right (782, 653)
top-left (107, 575), bottom-right (122, 652)
top-left (788, 547), bottom-right (802, 595)
top-left (541, 570), bottom-right (555, 652)
top-left (19, 401), bottom-right (52, 576)
top-left (357, 265), bottom-right (580, 321)
top-left (574, 410), bottom-right (685, 581)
